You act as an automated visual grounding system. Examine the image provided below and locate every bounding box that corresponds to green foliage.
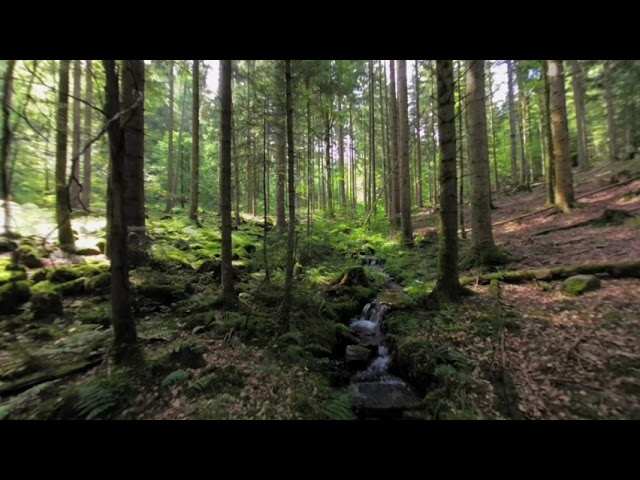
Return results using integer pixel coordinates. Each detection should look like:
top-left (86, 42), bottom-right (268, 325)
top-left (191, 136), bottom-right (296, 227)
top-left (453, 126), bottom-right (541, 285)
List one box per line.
top-left (0, 381), bottom-right (56, 420)
top-left (320, 391), bottom-right (356, 420)
top-left (75, 383), bottom-right (117, 420)
top-left (161, 369), bottom-right (189, 387)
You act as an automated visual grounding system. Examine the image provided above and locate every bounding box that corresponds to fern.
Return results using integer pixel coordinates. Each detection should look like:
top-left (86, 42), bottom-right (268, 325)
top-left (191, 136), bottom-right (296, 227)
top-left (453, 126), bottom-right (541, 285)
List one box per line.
top-left (0, 381), bottom-right (56, 420)
top-left (161, 369), bottom-right (188, 387)
top-left (192, 373), bottom-right (216, 393)
top-left (76, 384), bottom-right (116, 420)
top-left (321, 392), bottom-right (356, 420)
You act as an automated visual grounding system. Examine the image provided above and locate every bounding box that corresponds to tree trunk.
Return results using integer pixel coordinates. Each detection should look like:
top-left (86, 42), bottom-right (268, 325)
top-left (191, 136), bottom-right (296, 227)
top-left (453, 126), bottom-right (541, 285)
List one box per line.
top-left (432, 60), bottom-right (464, 303)
top-left (350, 101), bottom-right (356, 210)
top-left (262, 102), bottom-right (270, 283)
top-left (414, 60), bottom-right (424, 208)
top-left (122, 60), bottom-right (146, 244)
top-left (486, 60), bottom-right (499, 192)
top-left (466, 60), bottom-right (500, 267)
top-left (165, 61), bottom-right (175, 213)
top-left (542, 60), bottom-right (555, 205)
top-left (548, 60), bottom-right (575, 212)
top-left (397, 60), bottom-right (414, 246)
top-left (389, 60), bottom-right (401, 226)
top-left (219, 60), bottom-right (236, 308)
top-left (81, 60), bottom-right (93, 209)
top-left (430, 63), bottom-right (438, 206)
top-left (70, 60), bottom-right (83, 210)
top-left (55, 60), bottom-right (75, 251)
top-left (507, 60), bottom-right (518, 185)
top-left (324, 111), bottom-right (334, 217)
top-left (604, 60), bottom-right (618, 162)
top-left (189, 60), bottom-right (201, 225)
top-left (338, 98), bottom-right (346, 209)
top-left (516, 61), bottom-right (530, 188)
top-left (368, 60), bottom-right (376, 220)
top-left (379, 60), bottom-right (390, 218)
top-left (275, 61), bottom-right (286, 231)
top-left (103, 59), bottom-right (136, 361)
top-left (306, 76), bottom-right (312, 234)
top-left (1, 60), bottom-right (16, 235)
top-left (457, 61), bottom-right (466, 239)
top-left (282, 59), bottom-right (295, 330)
top-left (233, 110), bottom-right (240, 226)
top-left (570, 60), bottom-right (590, 171)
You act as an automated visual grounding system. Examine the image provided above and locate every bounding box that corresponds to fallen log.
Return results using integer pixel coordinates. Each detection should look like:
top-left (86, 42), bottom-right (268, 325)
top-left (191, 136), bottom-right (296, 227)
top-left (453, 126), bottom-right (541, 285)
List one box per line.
top-left (460, 260), bottom-right (640, 286)
top-left (0, 355), bottom-right (103, 398)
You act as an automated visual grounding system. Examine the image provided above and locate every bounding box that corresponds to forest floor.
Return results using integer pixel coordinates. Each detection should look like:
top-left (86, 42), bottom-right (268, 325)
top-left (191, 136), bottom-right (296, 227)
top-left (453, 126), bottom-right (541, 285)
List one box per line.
top-left (408, 160), bottom-right (640, 419)
top-left (1, 160), bottom-right (639, 420)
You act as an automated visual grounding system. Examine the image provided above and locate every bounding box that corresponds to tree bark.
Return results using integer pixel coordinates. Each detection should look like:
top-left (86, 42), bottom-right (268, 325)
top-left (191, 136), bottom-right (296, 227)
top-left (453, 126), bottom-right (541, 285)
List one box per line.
top-left (389, 60), bottom-right (401, 226)
top-left (81, 60), bottom-right (93, 209)
top-left (414, 60), bottom-right (424, 208)
top-left (457, 60), bottom-right (466, 239)
top-left (70, 60), bottom-right (82, 210)
top-left (189, 60), bottom-right (201, 225)
top-left (431, 60), bottom-right (464, 303)
top-left (507, 60), bottom-right (518, 185)
top-left (55, 60), bottom-right (75, 251)
top-left (103, 59), bottom-right (136, 360)
top-left (542, 60), bottom-right (555, 205)
top-left (165, 61), bottom-right (175, 213)
top-left (570, 60), bottom-right (590, 171)
top-left (516, 61), bottom-right (530, 187)
top-left (548, 60), bottom-right (575, 212)
top-left (368, 60), bottom-right (376, 220)
top-left (486, 60), bottom-right (500, 191)
top-left (1, 60), bottom-right (16, 235)
top-left (338, 98), bottom-right (346, 209)
top-left (275, 61), bottom-right (287, 231)
top-left (466, 60), bottom-right (500, 266)
top-left (122, 60), bottom-right (146, 238)
top-left (219, 60), bottom-right (236, 308)
top-left (604, 60), bottom-right (618, 162)
top-left (397, 60), bottom-right (414, 246)
top-left (282, 59), bottom-right (295, 329)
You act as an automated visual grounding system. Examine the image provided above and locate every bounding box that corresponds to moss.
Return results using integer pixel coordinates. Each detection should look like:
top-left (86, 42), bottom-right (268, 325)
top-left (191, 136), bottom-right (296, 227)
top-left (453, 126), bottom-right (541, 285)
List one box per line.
top-left (0, 269), bottom-right (27, 285)
top-left (75, 247), bottom-right (102, 256)
top-left (134, 281), bottom-right (191, 304)
top-left (0, 280), bottom-right (32, 314)
top-left (84, 273), bottom-right (111, 293)
top-left (15, 245), bottom-right (45, 269)
top-left (30, 291), bottom-right (63, 320)
top-left (57, 278), bottom-right (87, 296)
top-left (561, 275), bottom-right (601, 296)
top-left (31, 269), bottom-right (48, 283)
top-left (75, 302), bottom-right (111, 327)
top-left (96, 239), bottom-right (107, 254)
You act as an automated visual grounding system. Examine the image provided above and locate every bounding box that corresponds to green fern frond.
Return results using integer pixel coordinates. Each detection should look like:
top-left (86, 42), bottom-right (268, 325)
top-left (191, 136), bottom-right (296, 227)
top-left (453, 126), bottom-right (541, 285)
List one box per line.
top-left (321, 392), bottom-right (356, 420)
top-left (192, 373), bottom-right (216, 392)
top-left (76, 384), bottom-right (116, 420)
top-left (161, 369), bottom-right (188, 387)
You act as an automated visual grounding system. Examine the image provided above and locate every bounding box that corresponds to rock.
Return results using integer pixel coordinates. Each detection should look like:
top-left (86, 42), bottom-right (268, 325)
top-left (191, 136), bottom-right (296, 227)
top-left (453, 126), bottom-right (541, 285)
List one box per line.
top-left (96, 240), bottom-right (107, 254)
top-left (346, 345), bottom-right (372, 369)
top-left (562, 275), bottom-right (601, 296)
top-left (75, 247), bottom-right (102, 256)
top-left (175, 240), bottom-right (191, 251)
top-left (0, 237), bottom-right (17, 253)
top-left (0, 280), bottom-right (32, 314)
top-left (352, 381), bottom-right (422, 414)
top-left (31, 269), bottom-right (48, 283)
top-left (183, 226), bottom-right (198, 236)
top-left (197, 259), bottom-right (222, 277)
top-left (84, 273), bottom-right (111, 293)
top-left (31, 291), bottom-right (63, 320)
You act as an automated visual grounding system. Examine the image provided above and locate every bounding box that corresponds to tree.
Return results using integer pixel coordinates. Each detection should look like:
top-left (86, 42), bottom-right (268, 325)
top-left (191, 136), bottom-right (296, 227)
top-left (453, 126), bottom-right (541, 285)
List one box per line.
top-left (282, 60), bottom-right (296, 329)
top-left (507, 60), bottom-right (518, 185)
top-left (55, 60), bottom-right (75, 251)
top-left (103, 59), bottom-right (137, 361)
top-left (389, 60), bottom-right (400, 226)
top-left (542, 60), bottom-right (555, 205)
top-left (604, 60), bottom-right (617, 162)
top-left (397, 60), bottom-right (414, 247)
top-left (465, 60), bottom-right (504, 267)
top-left (81, 60), bottom-right (93, 209)
top-left (548, 60), bottom-right (575, 213)
top-left (275, 61), bottom-right (287, 231)
top-left (430, 60), bottom-right (465, 303)
top-left (70, 60), bottom-right (82, 210)
top-left (219, 60), bottom-right (236, 308)
top-left (570, 60), bottom-right (590, 171)
top-left (516, 61), bottom-right (530, 188)
top-left (165, 61), bottom-right (175, 213)
top-left (1, 60), bottom-right (16, 235)
top-left (414, 60), bottom-right (424, 208)
top-left (190, 60), bottom-right (201, 226)
top-left (122, 60), bottom-right (147, 264)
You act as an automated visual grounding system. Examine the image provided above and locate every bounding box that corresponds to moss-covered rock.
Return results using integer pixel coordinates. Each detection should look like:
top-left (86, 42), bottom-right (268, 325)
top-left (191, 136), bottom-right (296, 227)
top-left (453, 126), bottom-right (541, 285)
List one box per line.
top-left (562, 274), bottom-right (601, 296)
top-left (197, 258), bottom-right (222, 277)
top-left (30, 291), bottom-right (63, 320)
top-left (31, 269), bottom-right (48, 283)
top-left (47, 264), bottom-right (106, 283)
top-left (346, 345), bottom-right (372, 369)
top-left (0, 268), bottom-right (27, 285)
top-left (134, 281), bottom-right (192, 304)
top-left (0, 237), bottom-right (18, 253)
top-left (85, 273), bottom-right (111, 293)
top-left (0, 280), bottom-right (32, 314)
top-left (58, 278), bottom-right (87, 296)
top-left (75, 247), bottom-right (102, 256)
top-left (96, 239), bottom-right (107, 254)
top-left (15, 245), bottom-right (44, 269)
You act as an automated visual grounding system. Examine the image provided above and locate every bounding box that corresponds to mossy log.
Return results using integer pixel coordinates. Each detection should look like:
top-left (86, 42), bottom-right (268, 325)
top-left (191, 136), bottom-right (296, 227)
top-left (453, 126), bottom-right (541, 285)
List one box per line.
top-left (460, 260), bottom-right (640, 286)
top-left (0, 356), bottom-right (103, 398)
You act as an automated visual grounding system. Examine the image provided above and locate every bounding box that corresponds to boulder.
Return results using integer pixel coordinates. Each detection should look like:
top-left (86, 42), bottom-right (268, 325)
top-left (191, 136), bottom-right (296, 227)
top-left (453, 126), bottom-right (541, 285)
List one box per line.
top-left (562, 274), bottom-right (601, 296)
top-left (31, 291), bottom-right (63, 320)
top-left (352, 381), bottom-right (422, 414)
top-left (346, 345), bottom-right (372, 369)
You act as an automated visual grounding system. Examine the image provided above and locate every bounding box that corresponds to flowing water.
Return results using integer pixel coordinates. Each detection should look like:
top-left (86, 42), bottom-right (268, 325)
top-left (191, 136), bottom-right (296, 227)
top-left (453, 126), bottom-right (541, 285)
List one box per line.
top-left (348, 294), bottom-right (422, 419)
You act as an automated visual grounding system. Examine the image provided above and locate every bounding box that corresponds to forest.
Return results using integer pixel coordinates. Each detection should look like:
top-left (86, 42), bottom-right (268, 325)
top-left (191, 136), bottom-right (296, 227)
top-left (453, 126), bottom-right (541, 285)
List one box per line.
top-left (0, 59), bottom-right (638, 420)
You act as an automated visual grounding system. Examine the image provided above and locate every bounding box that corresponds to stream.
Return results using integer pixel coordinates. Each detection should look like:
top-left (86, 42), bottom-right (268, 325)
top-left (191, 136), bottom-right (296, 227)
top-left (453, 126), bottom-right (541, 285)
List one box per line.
top-left (347, 260), bottom-right (423, 419)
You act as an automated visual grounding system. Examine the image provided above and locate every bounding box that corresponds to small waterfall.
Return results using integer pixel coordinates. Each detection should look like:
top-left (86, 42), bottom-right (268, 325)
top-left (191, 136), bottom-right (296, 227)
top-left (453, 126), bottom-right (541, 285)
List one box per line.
top-left (348, 300), bottom-right (421, 418)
